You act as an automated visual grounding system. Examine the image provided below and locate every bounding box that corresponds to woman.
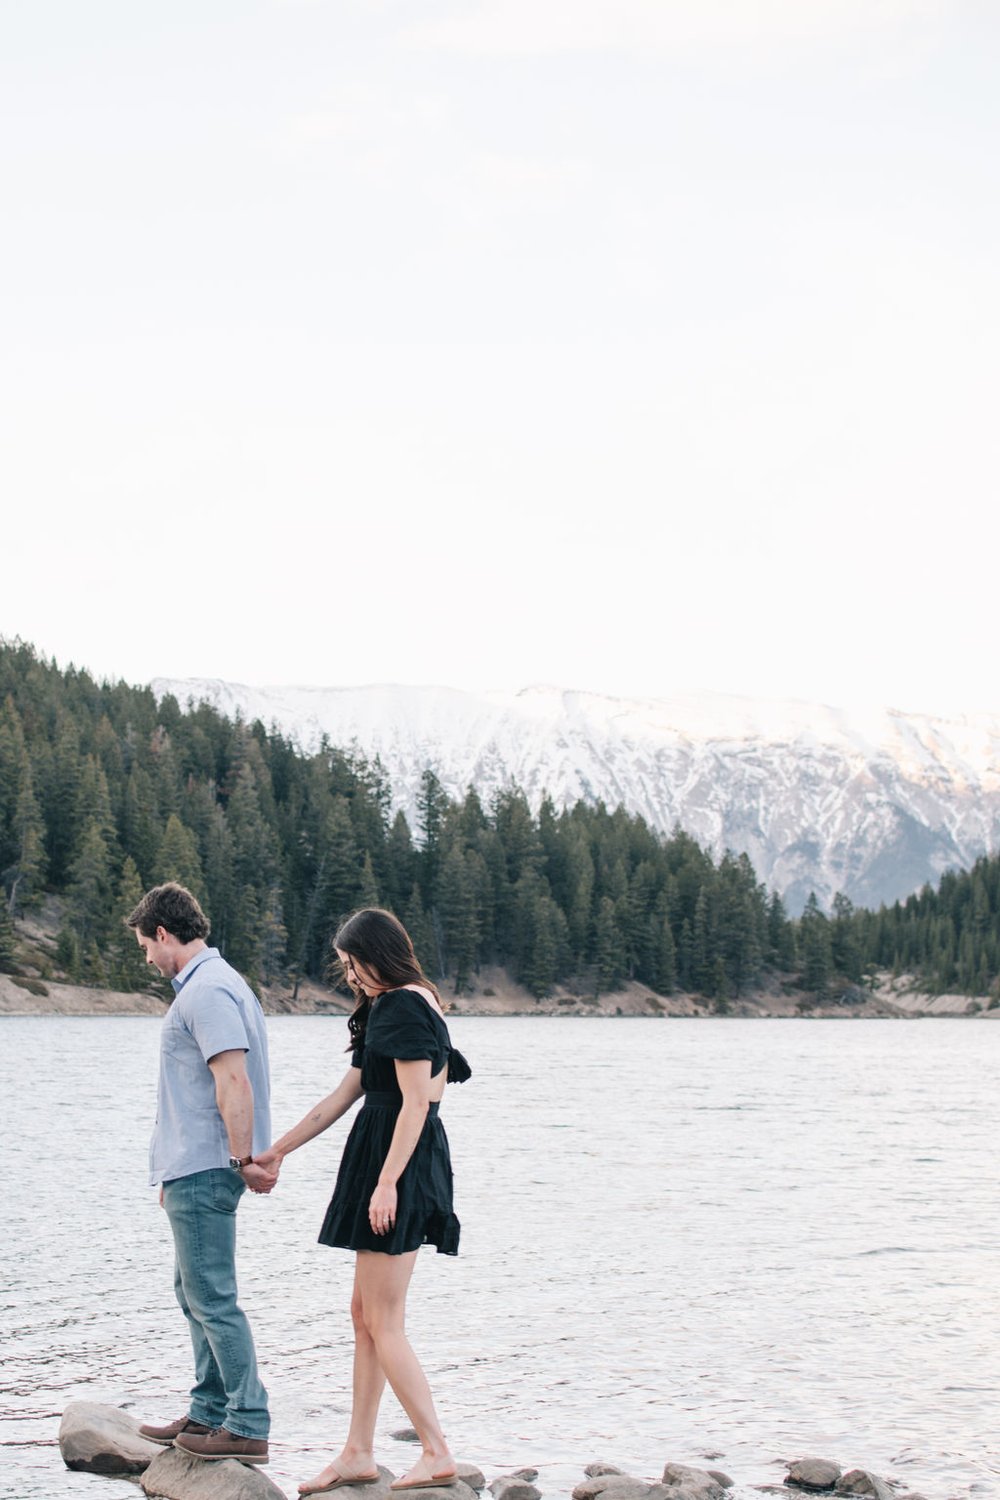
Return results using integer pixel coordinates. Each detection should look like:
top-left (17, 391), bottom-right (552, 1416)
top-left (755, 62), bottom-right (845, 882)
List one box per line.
top-left (255, 908), bottom-right (470, 1498)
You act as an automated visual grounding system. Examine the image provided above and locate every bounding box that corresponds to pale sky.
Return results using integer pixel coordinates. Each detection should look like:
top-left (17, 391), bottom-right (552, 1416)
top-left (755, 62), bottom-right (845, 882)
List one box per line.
top-left (3, 1), bottom-right (998, 716)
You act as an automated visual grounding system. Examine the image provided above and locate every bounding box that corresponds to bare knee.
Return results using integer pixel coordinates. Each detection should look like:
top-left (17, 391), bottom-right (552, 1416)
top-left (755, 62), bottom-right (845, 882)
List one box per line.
top-left (351, 1289), bottom-right (369, 1337)
top-left (361, 1300), bottom-right (405, 1346)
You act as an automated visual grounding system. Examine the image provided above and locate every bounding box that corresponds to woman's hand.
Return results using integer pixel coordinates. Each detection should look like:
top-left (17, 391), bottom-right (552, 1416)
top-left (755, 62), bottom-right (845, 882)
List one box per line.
top-left (253, 1146), bottom-right (282, 1176)
top-left (369, 1181), bottom-right (397, 1236)
top-left (242, 1160), bottom-right (278, 1194)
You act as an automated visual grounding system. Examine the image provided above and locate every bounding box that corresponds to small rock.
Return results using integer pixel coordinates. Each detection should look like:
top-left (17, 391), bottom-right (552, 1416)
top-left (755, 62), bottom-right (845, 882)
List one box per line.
top-left (707, 1474), bottom-right (734, 1490)
top-left (511, 1470), bottom-right (539, 1482)
top-left (457, 1463), bottom-right (487, 1490)
top-left (895, 1494), bottom-right (929, 1500)
top-left (835, 1472), bottom-right (894, 1500)
top-left (586, 1465), bottom-right (626, 1478)
top-left (59, 1401), bottom-right (160, 1476)
top-left (393, 1427), bottom-right (421, 1441)
top-left (490, 1479), bottom-right (541, 1500)
top-left (785, 1459), bottom-right (842, 1492)
top-left (661, 1463), bottom-right (728, 1499)
top-left (140, 1444), bottom-right (288, 1499)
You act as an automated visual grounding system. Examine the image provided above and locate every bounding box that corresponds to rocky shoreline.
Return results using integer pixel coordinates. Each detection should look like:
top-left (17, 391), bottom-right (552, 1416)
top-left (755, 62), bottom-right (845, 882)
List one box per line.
top-left (2, 966), bottom-right (997, 1020)
top-left (59, 1403), bottom-right (932, 1500)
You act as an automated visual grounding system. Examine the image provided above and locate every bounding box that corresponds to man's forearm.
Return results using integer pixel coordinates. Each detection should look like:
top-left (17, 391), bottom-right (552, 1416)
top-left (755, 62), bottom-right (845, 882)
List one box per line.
top-left (215, 1072), bottom-right (255, 1158)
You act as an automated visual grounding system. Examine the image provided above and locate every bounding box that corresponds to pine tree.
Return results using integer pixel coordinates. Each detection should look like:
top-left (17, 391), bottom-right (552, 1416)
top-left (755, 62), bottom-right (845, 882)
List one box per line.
top-left (417, 769), bottom-right (448, 895)
top-left (122, 766), bottom-right (160, 882)
top-left (524, 894), bottom-right (568, 999)
top-left (831, 892), bottom-right (863, 983)
top-left (655, 914), bottom-right (676, 993)
top-left (359, 851), bottom-right (380, 908)
top-left (403, 884), bottom-right (437, 977)
top-left (691, 885), bottom-right (713, 993)
top-left (0, 901), bottom-right (18, 973)
top-left (43, 716), bottom-right (84, 884)
top-left (155, 814), bottom-right (206, 900)
top-left (593, 896), bottom-right (625, 997)
top-left (800, 892), bottom-right (833, 993)
top-left (8, 757), bottom-right (47, 912)
top-left (259, 885), bottom-right (288, 984)
top-left (109, 856), bottom-right (151, 991)
top-left (439, 846), bottom-right (479, 992)
top-left (67, 819), bottom-right (115, 949)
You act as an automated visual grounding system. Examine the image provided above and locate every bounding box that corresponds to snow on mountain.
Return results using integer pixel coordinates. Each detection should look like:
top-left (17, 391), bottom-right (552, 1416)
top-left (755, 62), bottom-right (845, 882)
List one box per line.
top-left (150, 678), bottom-right (1000, 913)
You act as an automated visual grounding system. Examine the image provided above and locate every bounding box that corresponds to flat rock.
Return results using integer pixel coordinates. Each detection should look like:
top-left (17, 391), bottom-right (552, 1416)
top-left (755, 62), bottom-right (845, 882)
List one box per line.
top-left (661, 1463), bottom-right (728, 1499)
top-left (140, 1444), bottom-right (287, 1499)
top-left (392, 1427), bottom-right (420, 1441)
top-left (785, 1459), bottom-right (842, 1492)
top-left (292, 1465), bottom-right (397, 1500)
top-left (457, 1463), bottom-right (487, 1490)
top-left (586, 1465), bottom-right (626, 1478)
top-left (408, 1483), bottom-right (479, 1500)
top-left (59, 1401), bottom-right (161, 1476)
top-left (489, 1479), bottom-right (541, 1500)
top-left (835, 1472), bottom-right (893, 1500)
top-left (574, 1476), bottom-right (653, 1500)
top-left (511, 1470), bottom-right (539, 1483)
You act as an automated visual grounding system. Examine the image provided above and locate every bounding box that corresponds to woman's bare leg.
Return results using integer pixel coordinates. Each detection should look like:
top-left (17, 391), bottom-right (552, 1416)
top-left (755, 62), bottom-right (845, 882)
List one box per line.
top-left (355, 1250), bottom-right (455, 1484)
top-left (298, 1261), bottom-right (384, 1495)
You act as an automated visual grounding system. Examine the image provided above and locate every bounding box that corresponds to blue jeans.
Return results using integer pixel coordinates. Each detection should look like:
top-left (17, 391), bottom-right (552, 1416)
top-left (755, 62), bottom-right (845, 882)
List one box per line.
top-left (162, 1168), bottom-right (270, 1439)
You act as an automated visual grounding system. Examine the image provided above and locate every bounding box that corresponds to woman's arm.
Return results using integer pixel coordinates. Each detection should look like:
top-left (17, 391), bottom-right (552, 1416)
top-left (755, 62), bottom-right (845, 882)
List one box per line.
top-left (367, 1059), bottom-right (435, 1232)
top-left (255, 1066), bottom-right (363, 1171)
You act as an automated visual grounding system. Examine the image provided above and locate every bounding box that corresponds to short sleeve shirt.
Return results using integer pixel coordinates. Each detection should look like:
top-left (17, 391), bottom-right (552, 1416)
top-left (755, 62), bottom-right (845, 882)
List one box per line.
top-left (149, 947), bottom-right (271, 1185)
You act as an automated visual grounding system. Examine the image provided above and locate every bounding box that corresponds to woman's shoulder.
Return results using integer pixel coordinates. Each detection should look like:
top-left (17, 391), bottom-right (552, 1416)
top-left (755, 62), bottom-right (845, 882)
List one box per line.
top-left (380, 986), bottom-right (447, 1023)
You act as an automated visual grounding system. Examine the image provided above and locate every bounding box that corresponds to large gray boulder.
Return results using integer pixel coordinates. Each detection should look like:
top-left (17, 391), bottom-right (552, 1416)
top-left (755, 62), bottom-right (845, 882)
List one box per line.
top-left (574, 1475), bottom-right (656, 1500)
top-left (400, 1481), bottom-right (479, 1500)
top-left (835, 1472), bottom-right (893, 1500)
top-left (140, 1444), bottom-right (289, 1499)
top-left (660, 1463), bottom-right (729, 1499)
top-left (785, 1459), bottom-right (842, 1492)
top-left (59, 1401), bottom-right (161, 1476)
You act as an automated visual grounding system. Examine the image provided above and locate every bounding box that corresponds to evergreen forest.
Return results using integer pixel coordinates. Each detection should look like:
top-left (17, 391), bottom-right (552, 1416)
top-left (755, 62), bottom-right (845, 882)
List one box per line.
top-left (1, 639), bottom-right (998, 1005)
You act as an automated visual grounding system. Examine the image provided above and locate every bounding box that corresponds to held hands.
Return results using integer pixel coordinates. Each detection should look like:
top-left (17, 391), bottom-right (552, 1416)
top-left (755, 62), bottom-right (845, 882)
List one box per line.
top-left (243, 1156), bottom-right (280, 1195)
top-left (369, 1181), bottom-right (397, 1236)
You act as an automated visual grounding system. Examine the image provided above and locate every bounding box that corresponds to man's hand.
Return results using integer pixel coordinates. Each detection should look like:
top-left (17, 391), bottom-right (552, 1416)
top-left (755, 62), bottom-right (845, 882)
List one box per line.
top-left (241, 1160), bottom-right (278, 1194)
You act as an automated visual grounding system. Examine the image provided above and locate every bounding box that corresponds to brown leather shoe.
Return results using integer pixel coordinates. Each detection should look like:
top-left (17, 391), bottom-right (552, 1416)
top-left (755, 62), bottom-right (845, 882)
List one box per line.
top-left (174, 1427), bottom-right (269, 1465)
top-left (139, 1416), bottom-right (213, 1445)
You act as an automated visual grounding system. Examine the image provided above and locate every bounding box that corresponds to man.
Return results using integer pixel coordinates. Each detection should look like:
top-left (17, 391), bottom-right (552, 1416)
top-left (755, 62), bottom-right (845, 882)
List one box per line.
top-left (128, 881), bottom-right (275, 1466)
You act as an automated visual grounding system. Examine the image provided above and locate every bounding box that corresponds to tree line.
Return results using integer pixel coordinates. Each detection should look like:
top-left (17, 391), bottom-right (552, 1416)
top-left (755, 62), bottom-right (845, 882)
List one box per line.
top-left (1, 638), bottom-right (997, 1002)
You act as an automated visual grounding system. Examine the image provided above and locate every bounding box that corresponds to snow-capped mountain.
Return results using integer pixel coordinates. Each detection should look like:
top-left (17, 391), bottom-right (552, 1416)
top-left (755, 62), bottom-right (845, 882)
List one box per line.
top-left (151, 678), bottom-right (1000, 913)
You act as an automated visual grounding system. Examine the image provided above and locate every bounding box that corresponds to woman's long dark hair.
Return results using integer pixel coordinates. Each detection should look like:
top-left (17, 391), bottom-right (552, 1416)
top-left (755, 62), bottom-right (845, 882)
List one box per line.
top-left (332, 907), bottom-right (443, 1053)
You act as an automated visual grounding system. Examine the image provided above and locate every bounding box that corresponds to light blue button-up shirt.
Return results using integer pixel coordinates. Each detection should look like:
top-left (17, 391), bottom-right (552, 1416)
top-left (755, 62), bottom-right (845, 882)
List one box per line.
top-left (149, 947), bottom-right (272, 1186)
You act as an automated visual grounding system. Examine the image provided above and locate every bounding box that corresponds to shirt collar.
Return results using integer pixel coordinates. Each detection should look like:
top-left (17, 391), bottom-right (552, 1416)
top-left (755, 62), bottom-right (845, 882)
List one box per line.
top-left (171, 946), bottom-right (221, 994)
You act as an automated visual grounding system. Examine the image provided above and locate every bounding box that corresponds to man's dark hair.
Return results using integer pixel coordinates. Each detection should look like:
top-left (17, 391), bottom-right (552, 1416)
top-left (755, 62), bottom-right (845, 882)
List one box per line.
top-left (127, 883), bottom-right (210, 943)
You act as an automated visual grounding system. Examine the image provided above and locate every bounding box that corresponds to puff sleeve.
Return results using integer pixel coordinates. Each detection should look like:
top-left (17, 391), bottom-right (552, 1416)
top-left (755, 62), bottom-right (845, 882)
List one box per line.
top-left (367, 989), bottom-right (445, 1066)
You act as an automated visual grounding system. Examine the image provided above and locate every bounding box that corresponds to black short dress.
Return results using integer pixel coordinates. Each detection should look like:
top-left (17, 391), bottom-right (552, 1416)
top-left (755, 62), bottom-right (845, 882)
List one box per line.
top-left (317, 988), bottom-right (470, 1256)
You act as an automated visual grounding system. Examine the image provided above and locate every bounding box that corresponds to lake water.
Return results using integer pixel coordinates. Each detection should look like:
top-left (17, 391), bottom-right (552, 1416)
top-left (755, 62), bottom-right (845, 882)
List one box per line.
top-left (1, 1016), bottom-right (998, 1500)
